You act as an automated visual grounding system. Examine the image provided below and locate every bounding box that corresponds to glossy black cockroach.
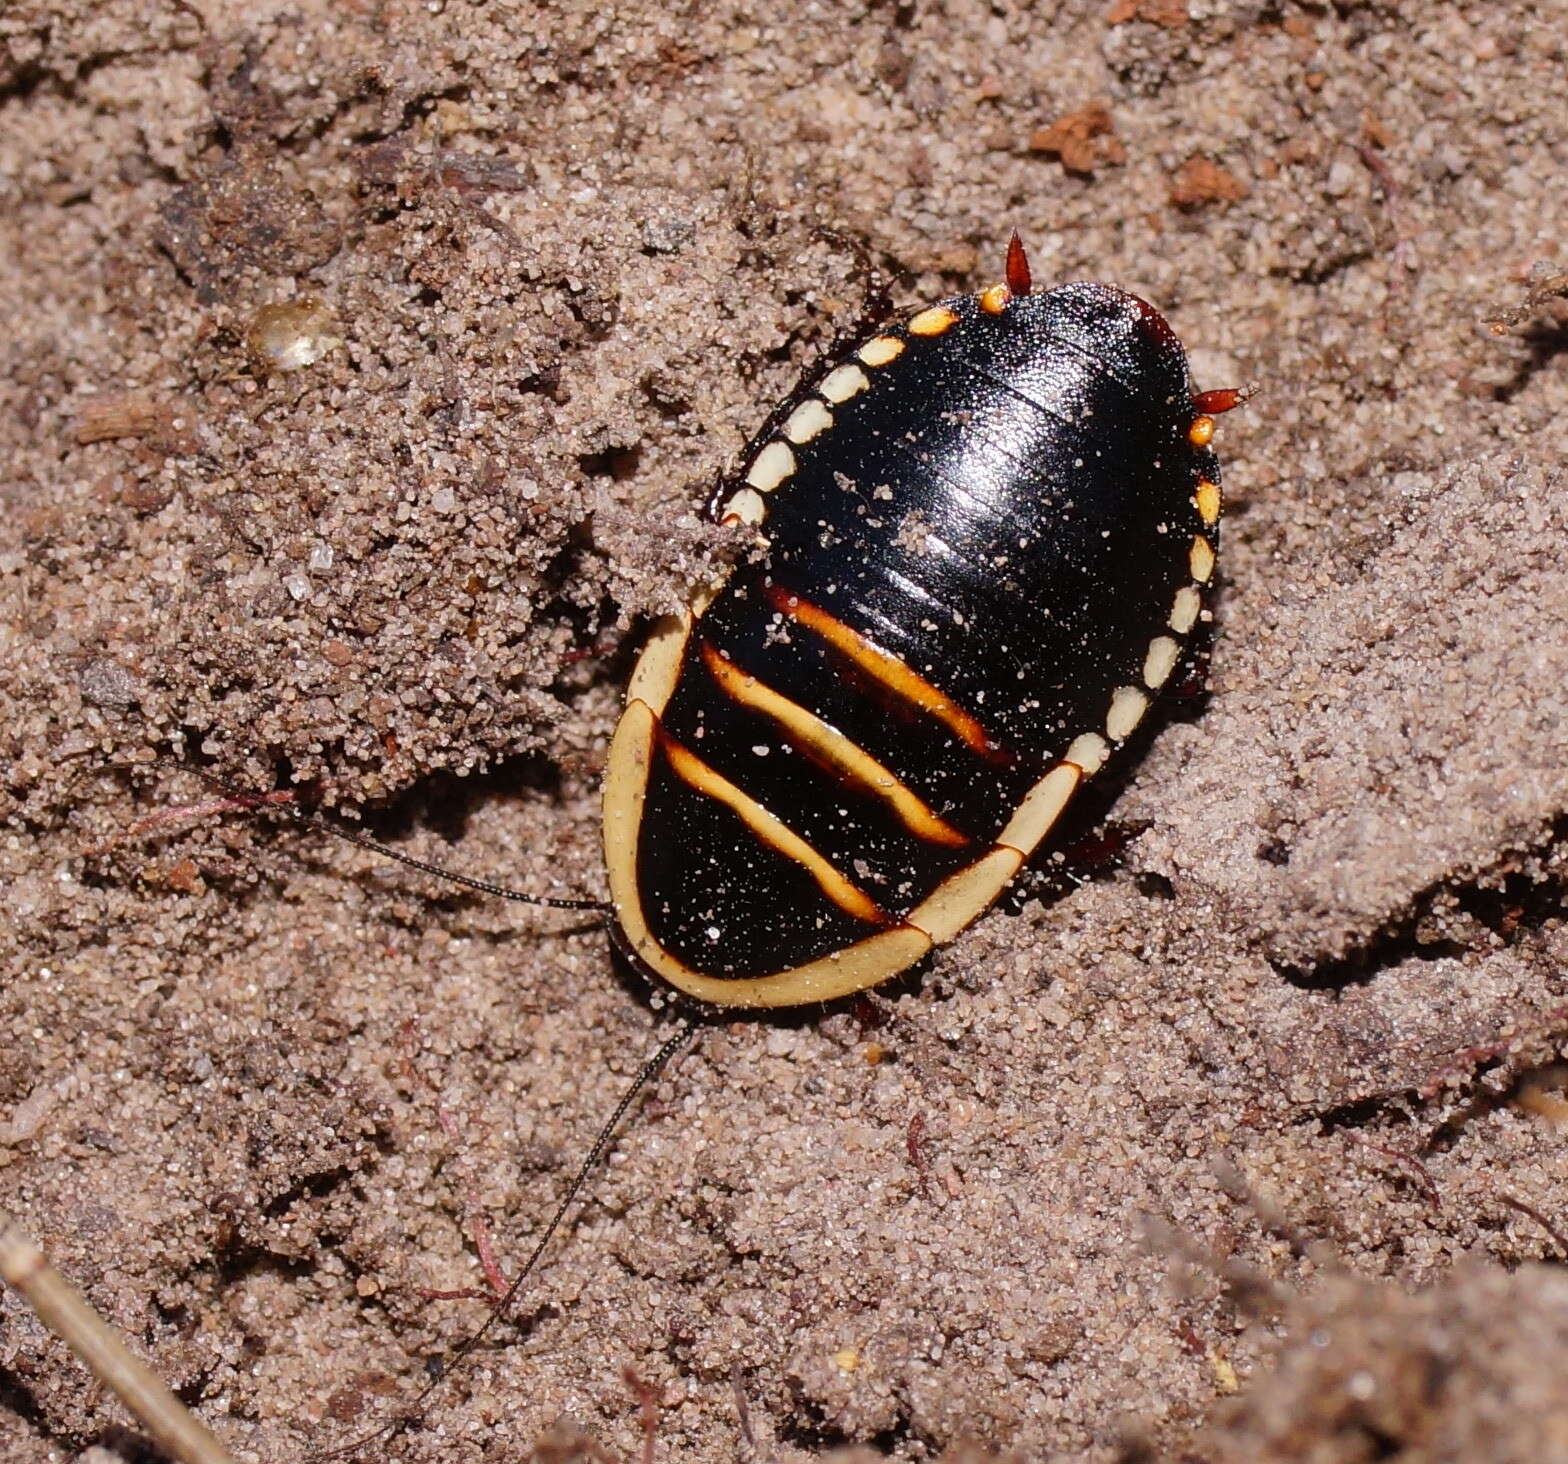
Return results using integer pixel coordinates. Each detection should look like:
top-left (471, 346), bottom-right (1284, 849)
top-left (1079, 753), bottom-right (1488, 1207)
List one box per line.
top-left (275, 233), bottom-right (1248, 1447)
top-left (603, 234), bottom-right (1243, 1006)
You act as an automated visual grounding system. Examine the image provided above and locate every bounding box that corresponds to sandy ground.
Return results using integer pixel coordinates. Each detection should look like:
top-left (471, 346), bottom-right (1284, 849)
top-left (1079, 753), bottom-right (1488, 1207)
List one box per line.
top-left (4, 1), bottom-right (1568, 1460)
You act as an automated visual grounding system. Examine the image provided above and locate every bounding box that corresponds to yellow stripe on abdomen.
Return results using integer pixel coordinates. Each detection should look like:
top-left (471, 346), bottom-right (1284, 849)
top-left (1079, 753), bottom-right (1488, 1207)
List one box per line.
top-left (699, 641), bottom-right (969, 849)
top-left (763, 583), bottom-right (997, 758)
top-left (657, 729), bottom-right (888, 926)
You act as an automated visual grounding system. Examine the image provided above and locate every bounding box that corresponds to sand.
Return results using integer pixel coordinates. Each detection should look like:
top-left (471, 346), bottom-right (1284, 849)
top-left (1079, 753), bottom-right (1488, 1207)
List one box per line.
top-left (4, 1), bottom-right (1568, 1460)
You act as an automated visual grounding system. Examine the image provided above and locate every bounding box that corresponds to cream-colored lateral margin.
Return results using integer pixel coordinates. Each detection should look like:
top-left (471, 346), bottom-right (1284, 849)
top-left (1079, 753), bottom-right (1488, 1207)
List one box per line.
top-left (1065, 732), bottom-right (1109, 776)
top-left (908, 305), bottom-right (959, 336)
top-left (1143, 635), bottom-right (1182, 690)
top-left (603, 698), bottom-right (659, 935)
top-left (783, 399), bottom-right (833, 444)
top-left (858, 335), bottom-right (905, 367)
top-left (1105, 685), bottom-right (1149, 742)
top-left (746, 440), bottom-right (796, 492)
top-left (905, 846), bottom-right (1022, 945)
top-left (819, 363), bottom-right (870, 403)
top-left (996, 763), bottom-right (1080, 857)
top-left (624, 611), bottom-right (693, 714)
top-left (1169, 585), bottom-right (1202, 635)
top-left (1194, 479), bottom-right (1222, 527)
top-left (629, 920), bottom-right (932, 1009)
top-left (720, 487), bottom-right (768, 527)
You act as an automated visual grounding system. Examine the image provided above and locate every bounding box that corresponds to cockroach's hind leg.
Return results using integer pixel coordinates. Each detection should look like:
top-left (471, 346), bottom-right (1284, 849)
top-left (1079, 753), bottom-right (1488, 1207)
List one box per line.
top-left (813, 223), bottom-right (901, 338)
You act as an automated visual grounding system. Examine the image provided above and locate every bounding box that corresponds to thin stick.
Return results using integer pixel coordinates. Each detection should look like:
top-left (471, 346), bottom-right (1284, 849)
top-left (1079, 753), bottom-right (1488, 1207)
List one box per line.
top-left (0, 1209), bottom-right (235, 1464)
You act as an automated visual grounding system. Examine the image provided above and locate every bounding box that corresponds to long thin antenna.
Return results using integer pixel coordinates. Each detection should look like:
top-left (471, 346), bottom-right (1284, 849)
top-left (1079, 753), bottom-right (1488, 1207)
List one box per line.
top-left (149, 761), bottom-right (609, 913)
top-left (317, 1021), bottom-right (697, 1459)
top-left (274, 799), bottom-right (608, 912)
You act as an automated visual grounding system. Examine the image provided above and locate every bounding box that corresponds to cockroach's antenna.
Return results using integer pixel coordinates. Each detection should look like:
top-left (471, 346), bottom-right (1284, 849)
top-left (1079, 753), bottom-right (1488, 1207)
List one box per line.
top-left (314, 1021), bottom-right (696, 1460)
top-left (139, 759), bottom-right (610, 913)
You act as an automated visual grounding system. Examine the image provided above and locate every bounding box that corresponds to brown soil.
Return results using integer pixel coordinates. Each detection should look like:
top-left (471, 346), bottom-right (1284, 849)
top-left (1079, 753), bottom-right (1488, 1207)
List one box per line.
top-left (4, 2), bottom-right (1567, 1461)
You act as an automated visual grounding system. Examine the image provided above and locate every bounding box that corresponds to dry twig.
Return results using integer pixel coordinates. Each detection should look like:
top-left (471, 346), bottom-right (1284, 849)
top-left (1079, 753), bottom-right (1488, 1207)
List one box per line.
top-left (0, 1209), bottom-right (235, 1464)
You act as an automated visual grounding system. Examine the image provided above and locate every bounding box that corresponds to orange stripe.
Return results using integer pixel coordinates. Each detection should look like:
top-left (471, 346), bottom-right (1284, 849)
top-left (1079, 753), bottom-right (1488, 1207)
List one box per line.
top-left (656, 729), bottom-right (887, 926)
top-left (700, 642), bottom-right (969, 848)
top-left (763, 584), bottom-right (996, 757)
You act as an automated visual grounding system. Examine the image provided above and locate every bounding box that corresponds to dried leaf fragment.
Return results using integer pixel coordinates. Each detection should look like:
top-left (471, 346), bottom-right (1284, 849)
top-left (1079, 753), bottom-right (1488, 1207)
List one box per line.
top-left (1028, 102), bottom-right (1126, 176)
top-left (1170, 155), bottom-right (1249, 208)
